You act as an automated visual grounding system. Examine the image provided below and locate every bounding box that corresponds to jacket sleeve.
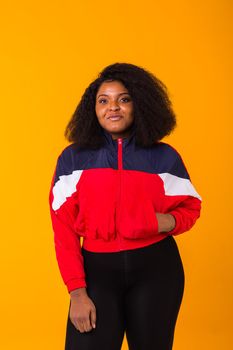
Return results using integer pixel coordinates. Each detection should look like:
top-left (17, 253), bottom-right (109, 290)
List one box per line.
top-left (159, 148), bottom-right (202, 236)
top-left (48, 152), bottom-right (87, 293)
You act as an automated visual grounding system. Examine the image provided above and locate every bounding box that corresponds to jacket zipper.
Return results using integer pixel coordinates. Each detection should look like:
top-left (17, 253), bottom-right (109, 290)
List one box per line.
top-left (117, 138), bottom-right (123, 250)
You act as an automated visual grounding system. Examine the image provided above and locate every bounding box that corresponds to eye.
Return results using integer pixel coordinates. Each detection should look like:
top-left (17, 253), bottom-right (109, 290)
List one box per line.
top-left (98, 98), bottom-right (108, 104)
top-left (121, 96), bottom-right (131, 102)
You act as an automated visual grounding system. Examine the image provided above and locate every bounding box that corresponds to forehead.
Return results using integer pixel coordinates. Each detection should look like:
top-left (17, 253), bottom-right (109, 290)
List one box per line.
top-left (97, 80), bottom-right (128, 95)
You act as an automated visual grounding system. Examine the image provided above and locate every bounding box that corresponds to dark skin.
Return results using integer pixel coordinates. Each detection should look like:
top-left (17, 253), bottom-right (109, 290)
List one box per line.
top-left (69, 81), bottom-right (176, 333)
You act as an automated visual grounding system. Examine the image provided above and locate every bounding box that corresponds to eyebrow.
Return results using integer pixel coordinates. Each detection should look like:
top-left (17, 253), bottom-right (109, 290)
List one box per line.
top-left (97, 92), bottom-right (130, 98)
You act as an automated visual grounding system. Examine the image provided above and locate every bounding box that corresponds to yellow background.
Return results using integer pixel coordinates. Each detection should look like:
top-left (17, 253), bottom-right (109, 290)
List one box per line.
top-left (0, 0), bottom-right (232, 349)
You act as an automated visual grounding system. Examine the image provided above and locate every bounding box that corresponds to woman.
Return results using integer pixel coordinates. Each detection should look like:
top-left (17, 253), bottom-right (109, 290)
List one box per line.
top-left (49, 62), bottom-right (202, 350)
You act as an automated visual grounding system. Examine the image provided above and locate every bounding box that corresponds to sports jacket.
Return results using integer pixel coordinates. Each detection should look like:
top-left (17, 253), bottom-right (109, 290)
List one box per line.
top-left (49, 127), bottom-right (202, 293)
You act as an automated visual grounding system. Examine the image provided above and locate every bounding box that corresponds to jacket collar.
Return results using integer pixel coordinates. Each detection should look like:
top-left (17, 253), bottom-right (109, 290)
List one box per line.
top-left (101, 123), bottom-right (136, 149)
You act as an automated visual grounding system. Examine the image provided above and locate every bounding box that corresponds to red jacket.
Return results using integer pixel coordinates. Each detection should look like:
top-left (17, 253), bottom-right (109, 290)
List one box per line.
top-left (49, 128), bottom-right (202, 292)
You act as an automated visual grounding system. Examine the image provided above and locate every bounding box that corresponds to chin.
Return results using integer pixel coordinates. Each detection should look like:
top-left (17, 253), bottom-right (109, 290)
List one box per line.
top-left (107, 126), bottom-right (125, 133)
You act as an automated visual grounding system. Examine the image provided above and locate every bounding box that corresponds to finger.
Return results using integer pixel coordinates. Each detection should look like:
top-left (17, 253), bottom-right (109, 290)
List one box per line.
top-left (77, 320), bottom-right (85, 333)
top-left (83, 324), bottom-right (92, 332)
top-left (71, 318), bottom-right (80, 332)
top-left (90, 308), bottom-right (96, 329)
top-left (83, 316), bottom-right (92, 332)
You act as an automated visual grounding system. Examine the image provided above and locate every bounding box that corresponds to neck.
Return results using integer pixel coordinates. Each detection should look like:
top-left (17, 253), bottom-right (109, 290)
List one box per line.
top-left (109, 124), bottom-right (136, 140)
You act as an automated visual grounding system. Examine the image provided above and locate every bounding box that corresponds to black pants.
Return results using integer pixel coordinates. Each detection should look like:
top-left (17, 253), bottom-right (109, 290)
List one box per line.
top-left (65, 236), bottom-right (185, 350)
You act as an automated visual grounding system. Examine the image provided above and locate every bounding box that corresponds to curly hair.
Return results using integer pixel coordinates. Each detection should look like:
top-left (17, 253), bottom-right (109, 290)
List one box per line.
top-left (64, 63), bottom-right (176, 149)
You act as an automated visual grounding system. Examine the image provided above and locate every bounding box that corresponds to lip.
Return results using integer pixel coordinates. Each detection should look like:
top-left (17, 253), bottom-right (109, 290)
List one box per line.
top-left (107, 114), bottom-right (122, 118)
top-left (107, 114), bottom-right (122, 119)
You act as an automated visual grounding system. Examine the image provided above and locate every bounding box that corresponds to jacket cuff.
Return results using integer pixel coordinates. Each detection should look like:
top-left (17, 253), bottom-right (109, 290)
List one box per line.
top-left (66, 278), bottom-right (87, 293)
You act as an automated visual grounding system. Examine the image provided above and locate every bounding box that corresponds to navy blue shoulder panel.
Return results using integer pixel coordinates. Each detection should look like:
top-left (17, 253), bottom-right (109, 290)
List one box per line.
top-left (123, 142), bottom-right (190, 179)
top-left (54, 142), bottom-right (118, 183)
top-left (157, 143), bottom-right (190, 179)
top-left (54, 143), bottom-right (97, 183)
top-left (54, 140), bottom-right (190, 183)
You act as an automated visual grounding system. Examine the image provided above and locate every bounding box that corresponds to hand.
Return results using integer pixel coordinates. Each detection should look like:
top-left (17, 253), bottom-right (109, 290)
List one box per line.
top-left (156, 213), bottom-right (176, 233)
top-left (69, 288), bottom-right (96, 333)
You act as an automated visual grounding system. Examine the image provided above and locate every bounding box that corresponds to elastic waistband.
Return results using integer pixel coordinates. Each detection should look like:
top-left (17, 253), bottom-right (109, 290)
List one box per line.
top-left (82, 233), bottom-right (170, 253)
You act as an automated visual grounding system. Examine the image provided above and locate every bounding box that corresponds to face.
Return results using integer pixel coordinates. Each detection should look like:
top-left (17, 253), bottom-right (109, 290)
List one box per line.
top-left (95, 80), bottom-right (134, 140)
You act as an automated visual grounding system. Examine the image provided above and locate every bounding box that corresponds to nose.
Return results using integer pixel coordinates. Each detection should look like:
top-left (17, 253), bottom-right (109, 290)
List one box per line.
top-left (109, 101), bottom-right (120, 111)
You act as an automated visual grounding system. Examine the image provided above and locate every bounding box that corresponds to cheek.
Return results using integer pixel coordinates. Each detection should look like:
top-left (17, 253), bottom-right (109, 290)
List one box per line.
top-left (95, 105), bottom-right (103, 119)
top-left (124, 104), bottom-right (134, 117)
top-left (96, 102), bottom-right (107, 113)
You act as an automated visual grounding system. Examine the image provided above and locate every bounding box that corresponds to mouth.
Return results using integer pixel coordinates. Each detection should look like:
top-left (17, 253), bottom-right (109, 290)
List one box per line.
top-left (107, 114), bottom-right (122, 121)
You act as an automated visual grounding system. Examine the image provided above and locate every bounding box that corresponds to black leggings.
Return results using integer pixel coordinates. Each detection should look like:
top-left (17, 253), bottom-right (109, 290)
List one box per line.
top-left (65, 236), bottom-right (185, 350)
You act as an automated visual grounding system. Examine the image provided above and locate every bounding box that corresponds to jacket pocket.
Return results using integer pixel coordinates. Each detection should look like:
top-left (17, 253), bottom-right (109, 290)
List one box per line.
top-left (74, 204), bottom-right (117, 241)
top-left (73, 169), bottom-right (118, 241)
top-left (119, 199), bottom-right (159, 240)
